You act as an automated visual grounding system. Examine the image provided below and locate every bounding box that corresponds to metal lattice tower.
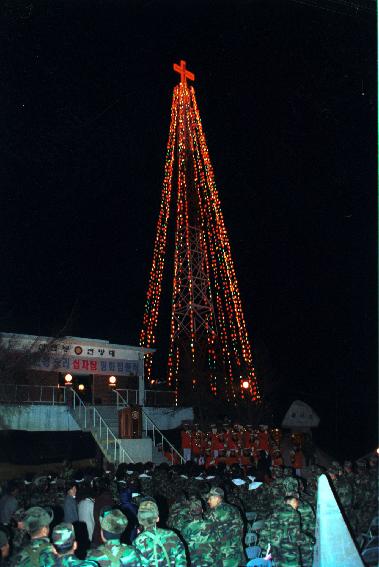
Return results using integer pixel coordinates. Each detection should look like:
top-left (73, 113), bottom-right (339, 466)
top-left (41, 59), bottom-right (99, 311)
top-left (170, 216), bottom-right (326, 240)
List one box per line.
top-left (140, 61), bottom-right (260, 404)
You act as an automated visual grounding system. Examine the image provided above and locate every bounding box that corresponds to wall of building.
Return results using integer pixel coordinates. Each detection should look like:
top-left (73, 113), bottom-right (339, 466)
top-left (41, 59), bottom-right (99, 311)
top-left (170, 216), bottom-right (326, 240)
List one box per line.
top-left (0, 404), bottom-right (194, 432)
top-left (0, 405), bottom-right (80, 431)
top-left (120, 438), bottom-right (152, 463)
top-left (143, 406), bottom-right (194, 430)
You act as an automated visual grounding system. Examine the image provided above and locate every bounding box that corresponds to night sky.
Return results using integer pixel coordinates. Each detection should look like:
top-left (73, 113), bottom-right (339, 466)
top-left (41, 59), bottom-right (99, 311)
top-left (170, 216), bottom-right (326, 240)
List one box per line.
top-left (1, 0), bottom-right (376, 458)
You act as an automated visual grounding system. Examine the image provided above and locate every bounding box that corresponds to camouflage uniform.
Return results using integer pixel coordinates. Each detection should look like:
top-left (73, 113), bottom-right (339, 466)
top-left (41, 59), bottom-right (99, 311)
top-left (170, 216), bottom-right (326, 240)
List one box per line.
top-left (138, 475), bottom-right (154, 498)
top-left (86, 509), bottom-right (141, 567)
top-left (259, 497), bottom-right (313, 567)
top-left (13, 537), bottom-right (53, 566)
top-left (205, 487), bottom-right (244, 567)
top-left (305, 466), bottom-right (323, 505)
top-left (10, 508), bottom-right (30, 555)
top-left (133, 500), bottom-right (186, 566)
top-left (366, 457), bottom-right (378, 527)
top-left (39, 523), bottom-right (99, 566)
top-left (282, 478), bottom-right (316, 566)
top-left (167, 499), bottom-right (190, 534)
top-left (87, 540), bottom-right (141, 566)
top-left (354, 461), bottom-right (374, 534)
top-left (181, 499), bottom-right (221, 567)
top-left (10, 506), bottom-right (54, 567)
top-left (267, 469), bottom-right (286, 513)
top-left (248, 483), bottom-right (271, 521)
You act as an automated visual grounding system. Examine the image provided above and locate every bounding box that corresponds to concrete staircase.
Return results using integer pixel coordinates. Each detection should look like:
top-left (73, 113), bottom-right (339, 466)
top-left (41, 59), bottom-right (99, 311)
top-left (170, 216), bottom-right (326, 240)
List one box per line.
top-left (95, 405), bottom-right (179, 465)
top-left (95, 406), bottom-right (119, 436)
top-left (69, 391), bottom-right (183, 466)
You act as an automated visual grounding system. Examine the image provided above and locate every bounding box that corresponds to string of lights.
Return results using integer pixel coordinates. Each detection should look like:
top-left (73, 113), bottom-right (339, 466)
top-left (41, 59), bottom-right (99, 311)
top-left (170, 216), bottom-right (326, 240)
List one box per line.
top-left (140, 62), bottom-right (260, 403)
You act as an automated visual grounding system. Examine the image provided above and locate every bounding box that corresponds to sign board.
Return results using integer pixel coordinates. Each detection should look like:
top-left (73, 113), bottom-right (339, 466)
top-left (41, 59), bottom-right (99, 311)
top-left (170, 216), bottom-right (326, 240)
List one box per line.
top-left (0, 333), bottom-right (153, 376)
top-left (32, 356), bottom-right (142, 376)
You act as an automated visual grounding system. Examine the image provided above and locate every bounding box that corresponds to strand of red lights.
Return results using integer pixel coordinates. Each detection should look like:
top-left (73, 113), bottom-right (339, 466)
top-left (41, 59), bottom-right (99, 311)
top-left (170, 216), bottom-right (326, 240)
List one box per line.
top-left (140, 78), bottom-right (260, 402)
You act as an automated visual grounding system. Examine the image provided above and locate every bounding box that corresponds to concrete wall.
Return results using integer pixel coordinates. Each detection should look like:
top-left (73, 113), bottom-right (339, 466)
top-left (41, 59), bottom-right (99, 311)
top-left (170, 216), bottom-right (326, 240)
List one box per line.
top-left (0, 405), bottom-right (80, 431)
top-left (143, 406), bottom-right (194, 430)
top-left (120, 438), bottom-right (152, 463)
top-left (0, 404), bottom-right (193, 432)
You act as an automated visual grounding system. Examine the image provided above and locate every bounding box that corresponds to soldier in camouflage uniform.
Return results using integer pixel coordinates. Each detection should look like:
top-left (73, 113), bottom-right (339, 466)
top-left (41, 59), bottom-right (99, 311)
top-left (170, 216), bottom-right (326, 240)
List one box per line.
top-left (10, 507), bottom-right (29, 556)
top-left (283, 478), bottom-right (315, 567)
top-left (138, 475), bottom-right (154, 499)
top-left (133, 499), bottom-right (186, 566)
top-left (366, 455), bottom-right (378, 525)
top-left (167, 495), bottom-right (190, 534)
top-left (39, 522), bottom-right (99, 566)
top-left (354, 460), bottom-right (373, 534)
top-left (205, 486), bottom-right (244, 567)
top-left (305, 466), bottom-right (321, 506)
top-left (86, 509), bottom-right (141, 566)
top-left (266, 466), bottom-right (286, 514)
top-left (259, 492), bottom-right (313, 567)
top-left (10, 506), bottom-right (54, 567)
top-left (61, 461), bottom-right (75, 483)
top-left (181, 498), bottom-right (221, 567)
top-left (328, 462), bottom-right (354, 524)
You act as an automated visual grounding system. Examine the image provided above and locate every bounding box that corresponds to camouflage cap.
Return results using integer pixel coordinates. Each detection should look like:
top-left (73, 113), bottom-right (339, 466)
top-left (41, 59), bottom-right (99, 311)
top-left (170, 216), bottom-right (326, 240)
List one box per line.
top-left (283, 477), bottom-right (299, 494)
top-left (207, 486), bottom-right (224, 498)
top-left (23, 506), bottom-right (53, 533)
top-left (328, 464), bottom-right (339, 475)
top-left (330, 460), bottom-right (342, 471)
top-left (343, 460), bottom-right (352, 468)
top-left (12, 508), bottom-right (26, 522)
top-left (356, 460), bottom-right (367, 468)
top-left (52, 523), bottom-right (75, 548)
top-left (138, 500), bottom-right (159, 525)
top-left (100, 509), bottom-right (128, 534)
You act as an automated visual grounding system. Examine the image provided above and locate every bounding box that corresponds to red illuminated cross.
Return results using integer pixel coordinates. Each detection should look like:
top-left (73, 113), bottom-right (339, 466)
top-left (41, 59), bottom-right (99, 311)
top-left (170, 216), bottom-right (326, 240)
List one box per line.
top-left (173, 60), bottom-right (195, 85)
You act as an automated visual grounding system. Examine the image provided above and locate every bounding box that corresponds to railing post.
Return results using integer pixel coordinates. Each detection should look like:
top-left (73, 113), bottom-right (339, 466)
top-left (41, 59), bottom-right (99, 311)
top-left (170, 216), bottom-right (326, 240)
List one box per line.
top-left (152, 425), bottom-right (155, 446)
top-left (84, 406), bottom-right (87, 429)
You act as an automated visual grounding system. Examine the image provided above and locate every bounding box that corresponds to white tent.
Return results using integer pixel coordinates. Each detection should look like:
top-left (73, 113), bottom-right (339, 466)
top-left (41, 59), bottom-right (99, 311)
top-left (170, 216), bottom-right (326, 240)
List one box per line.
top-left (281, 399), bottom-right (320, 429)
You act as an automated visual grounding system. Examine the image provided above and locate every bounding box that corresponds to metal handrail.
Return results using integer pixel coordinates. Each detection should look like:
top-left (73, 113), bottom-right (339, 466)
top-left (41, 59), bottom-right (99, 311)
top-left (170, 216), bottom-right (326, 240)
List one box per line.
top-left (114, 388), bottom-right (176, 407)
top-left (0, 384), bottom-right (67, 405)
top-left (70, 389), bottom-right (134, 464)
top-left (114, 390), bottom-right (184, 464)
top-left (113, 388), bottom-right (139, 405)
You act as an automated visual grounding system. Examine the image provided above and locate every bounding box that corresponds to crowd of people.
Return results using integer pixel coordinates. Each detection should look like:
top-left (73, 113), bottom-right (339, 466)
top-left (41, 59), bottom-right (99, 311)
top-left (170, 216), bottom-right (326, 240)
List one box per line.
top-left (180, 422), bottom-right (313, 474)
top-left (0, 424), bottom-right (377, 566)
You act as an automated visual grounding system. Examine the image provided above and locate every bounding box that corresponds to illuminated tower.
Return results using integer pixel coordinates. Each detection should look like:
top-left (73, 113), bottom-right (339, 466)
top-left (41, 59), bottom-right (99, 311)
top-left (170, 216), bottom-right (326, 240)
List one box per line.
top-left (140, 61), bottom-right (260, 404)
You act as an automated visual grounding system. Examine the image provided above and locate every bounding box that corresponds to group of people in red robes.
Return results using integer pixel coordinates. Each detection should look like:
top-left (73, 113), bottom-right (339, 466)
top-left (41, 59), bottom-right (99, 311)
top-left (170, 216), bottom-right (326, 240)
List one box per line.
top-left (180, 421), bottom-right (286, 469)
